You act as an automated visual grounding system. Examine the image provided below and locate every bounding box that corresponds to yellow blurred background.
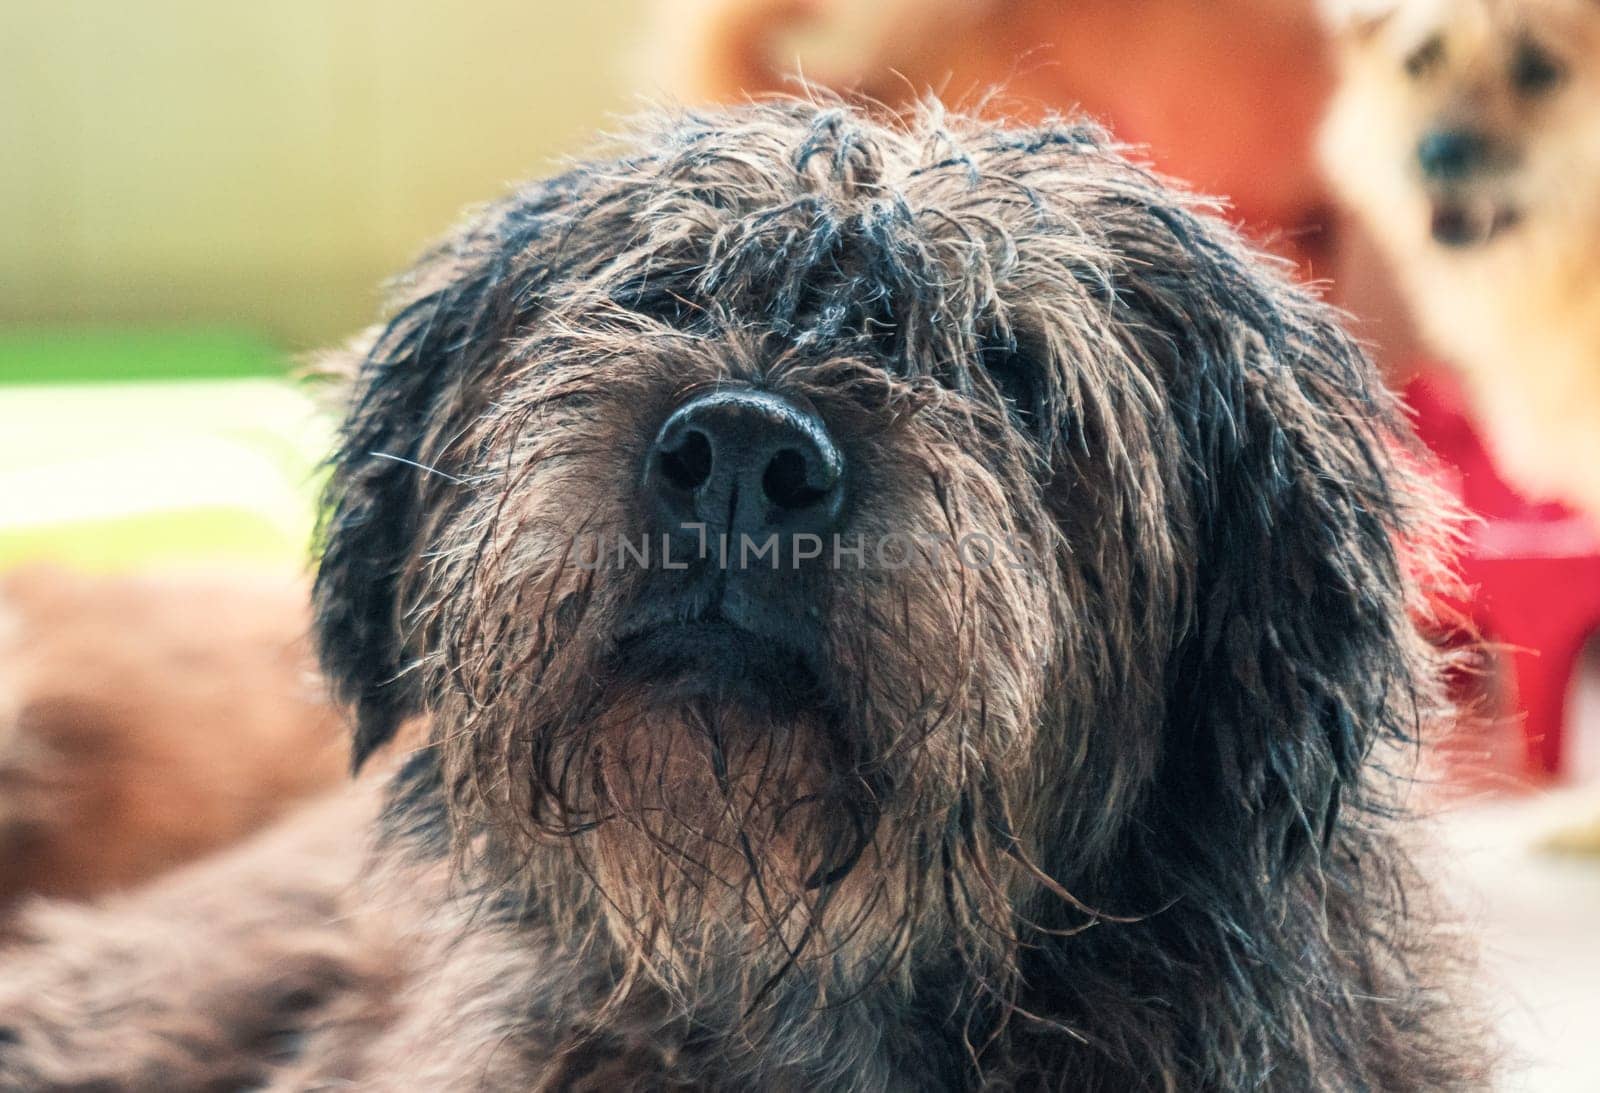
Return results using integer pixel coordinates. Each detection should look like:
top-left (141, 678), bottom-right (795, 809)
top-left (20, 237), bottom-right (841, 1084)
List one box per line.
top-left (2, 1), bottom-right (650, 349)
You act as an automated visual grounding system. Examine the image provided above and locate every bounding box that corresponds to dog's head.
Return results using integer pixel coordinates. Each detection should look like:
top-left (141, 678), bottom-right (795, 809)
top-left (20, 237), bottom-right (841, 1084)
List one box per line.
top-left (1321, 0), bottom-right (1600, 250)
top-left (315, 101), bottom-right (1451, 1007)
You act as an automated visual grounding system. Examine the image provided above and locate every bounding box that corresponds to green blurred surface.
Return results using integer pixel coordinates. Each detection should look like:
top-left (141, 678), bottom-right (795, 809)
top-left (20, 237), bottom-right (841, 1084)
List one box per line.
top-left (0, 331), bottom-right (327, 571)
top-left (0, 328), bottom-right (288, 384)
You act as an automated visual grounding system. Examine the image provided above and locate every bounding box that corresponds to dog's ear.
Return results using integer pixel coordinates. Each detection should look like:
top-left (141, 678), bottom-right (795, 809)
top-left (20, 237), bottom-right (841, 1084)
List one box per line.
top-left (1315, 0), bottom-right (1398, 38)
top-left (1152, 246), bottom-right (1447, 883)
top-left (314, 182), bottom-right (582, 769)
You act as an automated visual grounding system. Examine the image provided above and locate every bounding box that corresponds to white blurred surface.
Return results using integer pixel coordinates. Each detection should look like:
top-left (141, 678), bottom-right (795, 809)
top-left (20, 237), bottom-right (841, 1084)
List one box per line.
top-left (1440, 656), bottom-right (1600, 1092)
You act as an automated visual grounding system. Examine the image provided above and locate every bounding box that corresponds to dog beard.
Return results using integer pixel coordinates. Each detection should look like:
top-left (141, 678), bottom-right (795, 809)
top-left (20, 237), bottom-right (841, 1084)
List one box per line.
top-left (442, 668), bottom-right (991, 1007)
top-left (580, 698), bottom-right (896, 994)
top-left (413, 429), bottom-right (1061, 1000)
top-left (423, 535), bottom-right (1053, 1010)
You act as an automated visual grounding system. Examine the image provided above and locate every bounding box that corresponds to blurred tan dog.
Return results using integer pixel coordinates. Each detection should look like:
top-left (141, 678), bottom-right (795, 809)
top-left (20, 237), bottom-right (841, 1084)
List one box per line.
top-left (1320, 0), bottom-right (1600, 515)
top-left (0, 566), bottom-right (343, 914)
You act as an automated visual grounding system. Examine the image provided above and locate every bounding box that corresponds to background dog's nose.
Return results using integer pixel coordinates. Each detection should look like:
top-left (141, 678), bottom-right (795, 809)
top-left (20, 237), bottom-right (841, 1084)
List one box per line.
top-left (1417, 129), bottom-right (1490, 181)
top-left (646, 390), bottom-right (844, 540)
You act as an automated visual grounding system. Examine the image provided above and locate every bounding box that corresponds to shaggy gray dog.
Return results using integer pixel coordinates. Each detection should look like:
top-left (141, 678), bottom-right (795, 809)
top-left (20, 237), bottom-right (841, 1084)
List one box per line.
top-left (0, 99), bottom-right (1488, 1091)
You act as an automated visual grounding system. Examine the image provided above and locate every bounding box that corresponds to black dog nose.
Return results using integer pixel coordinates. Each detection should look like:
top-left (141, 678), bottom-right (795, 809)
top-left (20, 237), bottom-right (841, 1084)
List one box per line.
top-left (646, 390), bottom-right (844, 542)
top-left (1417, 129), bottom-right (1490, 181)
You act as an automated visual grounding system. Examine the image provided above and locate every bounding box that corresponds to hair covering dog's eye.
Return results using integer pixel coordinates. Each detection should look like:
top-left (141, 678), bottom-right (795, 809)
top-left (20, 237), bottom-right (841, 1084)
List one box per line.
top-left (981, 348), bottom-right (1041, 430)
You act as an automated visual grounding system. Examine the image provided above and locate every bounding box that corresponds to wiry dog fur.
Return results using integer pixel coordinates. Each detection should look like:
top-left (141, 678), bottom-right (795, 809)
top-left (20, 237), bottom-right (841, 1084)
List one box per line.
top-left (1320, 0), bottom-right (1600, 516)
top-left (0, 100), bottom-right (1488, 1090)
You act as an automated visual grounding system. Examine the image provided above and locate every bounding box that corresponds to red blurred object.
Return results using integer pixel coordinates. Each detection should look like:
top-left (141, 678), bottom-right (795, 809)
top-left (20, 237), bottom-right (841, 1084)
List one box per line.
top-left (1404, 365), bottom-right (1600, 778)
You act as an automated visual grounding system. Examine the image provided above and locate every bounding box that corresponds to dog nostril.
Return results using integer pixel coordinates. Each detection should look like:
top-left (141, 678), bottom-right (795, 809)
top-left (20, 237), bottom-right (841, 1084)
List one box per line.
top-left (762, 447), bottom-right (829, 510)
top-left (658, 429), bottom-right (713, 492)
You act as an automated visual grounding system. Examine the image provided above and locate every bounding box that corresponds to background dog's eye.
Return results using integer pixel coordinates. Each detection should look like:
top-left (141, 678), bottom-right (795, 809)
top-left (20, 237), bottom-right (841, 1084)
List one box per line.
top-left (1511, 40), bottom-right (1563, 95)
top-left (1404, 35), bottom-right (1445, 78)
